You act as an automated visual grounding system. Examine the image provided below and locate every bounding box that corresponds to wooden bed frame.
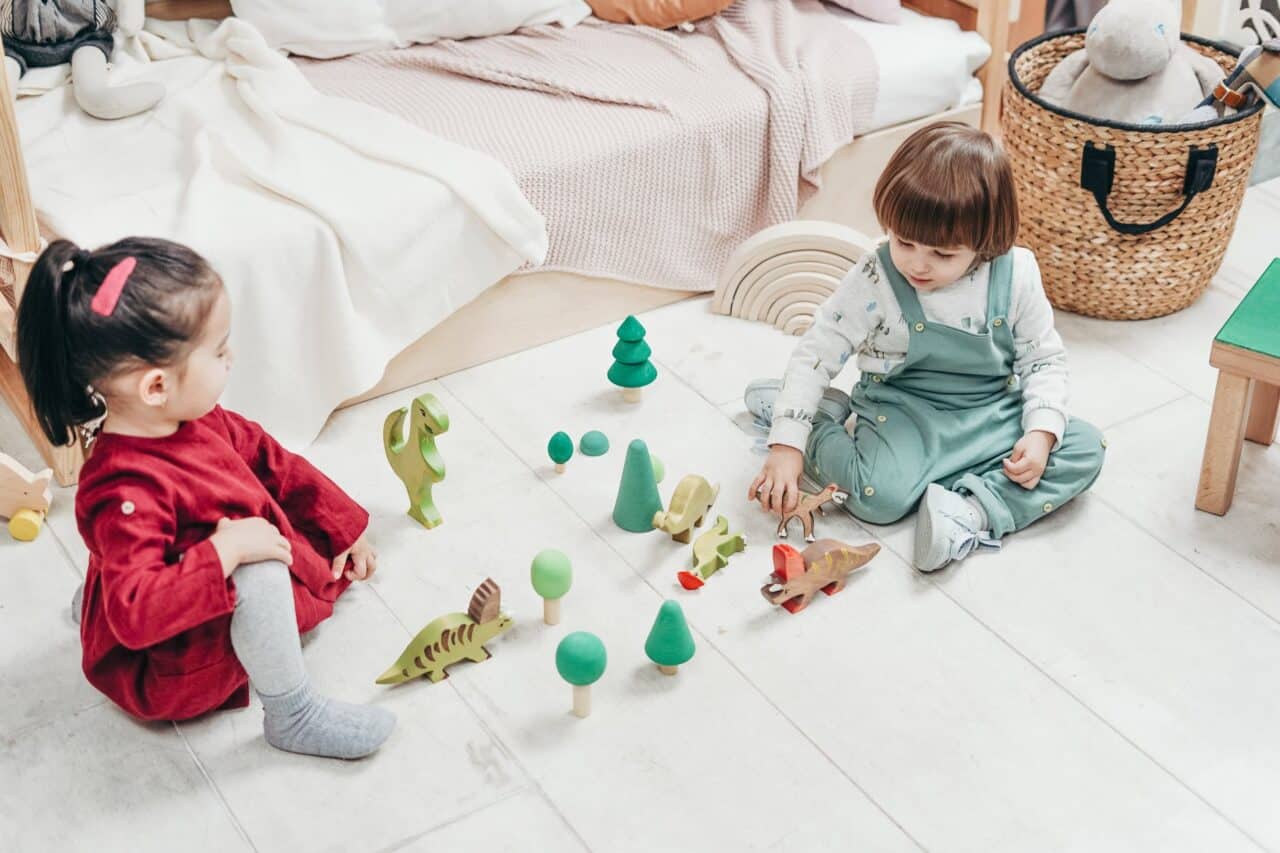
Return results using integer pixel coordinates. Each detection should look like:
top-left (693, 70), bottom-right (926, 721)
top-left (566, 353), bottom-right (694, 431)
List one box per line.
top-left (1, 0), bottom-right (1015, 484)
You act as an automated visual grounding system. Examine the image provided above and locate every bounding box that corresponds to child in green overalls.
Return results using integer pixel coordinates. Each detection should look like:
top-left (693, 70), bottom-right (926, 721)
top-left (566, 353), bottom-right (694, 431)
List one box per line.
top-left (745, 122), bottom-right (1105, 572)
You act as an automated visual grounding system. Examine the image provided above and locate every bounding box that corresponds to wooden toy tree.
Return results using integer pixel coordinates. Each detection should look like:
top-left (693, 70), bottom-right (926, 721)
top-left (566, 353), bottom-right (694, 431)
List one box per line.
top-left (644, 600), bottom-right (695, 676)
top-left (531, 549), bottom-right (573, 625)
top-left (547, 431), bottom-right (574, 473)
top-left (556, 631), bottom-right (607, 718)
top-left (608, 315), bottom-right (657, 403)
top-left (612, 439), bottom-right (663, 532)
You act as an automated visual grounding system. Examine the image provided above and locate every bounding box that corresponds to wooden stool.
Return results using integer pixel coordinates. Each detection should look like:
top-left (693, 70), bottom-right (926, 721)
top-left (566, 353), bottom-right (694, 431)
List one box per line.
top-left (1196, 260), bottom-right (1280, 515)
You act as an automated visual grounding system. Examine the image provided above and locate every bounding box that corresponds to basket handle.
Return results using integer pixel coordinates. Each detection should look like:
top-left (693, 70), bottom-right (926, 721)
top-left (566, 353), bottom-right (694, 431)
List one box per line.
top-left (1079, 142), bottom-right (1218, 236)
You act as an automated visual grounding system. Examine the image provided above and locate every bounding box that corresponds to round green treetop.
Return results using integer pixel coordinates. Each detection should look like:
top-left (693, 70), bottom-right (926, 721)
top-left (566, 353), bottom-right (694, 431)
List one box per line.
top-left (531, 549), bottom-right (573, 600)
top-left (556, 632), bottom-right (607, 686)
top-left (579, 430), bottom-right (610, 456)
top-left (616, 315), bottom-right (647, 342)
top-left (547, 431), bottom-right (574, 465)
top-left (644, 600), bottom-right (695, 668)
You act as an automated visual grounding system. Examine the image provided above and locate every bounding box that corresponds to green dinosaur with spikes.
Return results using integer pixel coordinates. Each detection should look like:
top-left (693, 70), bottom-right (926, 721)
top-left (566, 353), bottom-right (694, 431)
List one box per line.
top-left (384, 393), bottom-right (449, 528)
top-left (376, 579), bottom-right (513, 685)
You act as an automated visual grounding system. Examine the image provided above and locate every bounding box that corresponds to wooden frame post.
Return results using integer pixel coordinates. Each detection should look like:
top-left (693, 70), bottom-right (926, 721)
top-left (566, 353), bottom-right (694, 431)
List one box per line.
top-left (977, 0), bottom-right (1013, 136)
top-left (0, 42), bottom-right (85, 486)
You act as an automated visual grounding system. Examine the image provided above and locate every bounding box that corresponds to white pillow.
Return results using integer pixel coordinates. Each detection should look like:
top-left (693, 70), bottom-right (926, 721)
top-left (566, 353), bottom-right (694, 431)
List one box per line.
top-left (230, 0), bottom-right (592, 59)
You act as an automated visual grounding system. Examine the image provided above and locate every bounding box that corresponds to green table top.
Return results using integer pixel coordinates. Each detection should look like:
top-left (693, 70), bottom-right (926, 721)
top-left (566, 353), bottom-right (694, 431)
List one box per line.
top-left (1217, 258), bottom-right (1280, 358)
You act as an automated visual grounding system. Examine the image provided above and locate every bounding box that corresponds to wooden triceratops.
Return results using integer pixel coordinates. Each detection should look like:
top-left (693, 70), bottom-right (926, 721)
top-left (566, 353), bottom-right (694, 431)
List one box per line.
top-left (0, 453), bottom-right (52, 542)
top-left (777, 483), bottom-right (848, 543)
top-left (652, 474), bottom-right (719, 543)
top-left (376, 578), bottom-right (513, 685)
top-left (384, 393), bottom-right (449, 529)
top-left (762, 539), bottom-right (879, 613)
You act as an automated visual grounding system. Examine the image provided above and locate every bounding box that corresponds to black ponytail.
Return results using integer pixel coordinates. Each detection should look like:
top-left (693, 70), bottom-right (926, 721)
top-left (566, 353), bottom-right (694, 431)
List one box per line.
top-left (16, 237), bottom-right (223, 446)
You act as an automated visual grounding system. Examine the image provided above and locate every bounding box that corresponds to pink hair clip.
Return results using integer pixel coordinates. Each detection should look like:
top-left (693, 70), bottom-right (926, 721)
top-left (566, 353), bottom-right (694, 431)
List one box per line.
top-left (90, 257), bottom-right (137, 317)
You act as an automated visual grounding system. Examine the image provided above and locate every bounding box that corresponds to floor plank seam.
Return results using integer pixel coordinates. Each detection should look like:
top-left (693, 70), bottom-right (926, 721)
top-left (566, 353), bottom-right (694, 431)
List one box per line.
top-left (869, 532), bottom-right (1268, 851)
top-left (441, 369), bottom-right (930, 852)
top-left (171, 721), bottom-right (261, 853)
top-left (372, 786), bottom-right (555, 853)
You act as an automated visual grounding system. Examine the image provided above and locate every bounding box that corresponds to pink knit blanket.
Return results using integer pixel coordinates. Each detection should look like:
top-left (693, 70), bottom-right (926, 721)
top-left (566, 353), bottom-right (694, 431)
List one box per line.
top-left (298, 0), bottom-right (877, 291)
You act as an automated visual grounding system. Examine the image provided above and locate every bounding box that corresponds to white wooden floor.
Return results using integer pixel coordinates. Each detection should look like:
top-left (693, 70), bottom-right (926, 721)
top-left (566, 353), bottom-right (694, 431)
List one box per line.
top-left (2, 181), bottom-right (1279, 852)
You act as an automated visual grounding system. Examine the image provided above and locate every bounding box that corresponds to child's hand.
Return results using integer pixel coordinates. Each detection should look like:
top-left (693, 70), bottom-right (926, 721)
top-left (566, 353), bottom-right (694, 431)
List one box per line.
top-left (211, 517), bottom-right (292, 578)
top-left (332, 530), bottom-right (378, 582)
top-left (748, 445), bottom-right (805, 515)
top-left (1003, 431), bottom-right (1055, 490)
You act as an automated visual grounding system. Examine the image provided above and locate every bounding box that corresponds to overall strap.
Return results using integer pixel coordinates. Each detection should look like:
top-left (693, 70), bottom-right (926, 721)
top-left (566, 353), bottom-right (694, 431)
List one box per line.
top-left (875, 243), bottom-right (926, 327)
top-left (985, 252), bottom-right (1015, 324)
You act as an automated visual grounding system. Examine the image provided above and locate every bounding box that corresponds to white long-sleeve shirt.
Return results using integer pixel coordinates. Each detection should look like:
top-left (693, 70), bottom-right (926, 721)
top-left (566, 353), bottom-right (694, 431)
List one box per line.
top-left (768, 247), bottom-right (1070, 452)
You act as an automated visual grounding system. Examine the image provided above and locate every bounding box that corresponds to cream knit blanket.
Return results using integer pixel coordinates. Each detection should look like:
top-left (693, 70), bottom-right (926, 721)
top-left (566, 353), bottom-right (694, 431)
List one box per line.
top-left (298, 0), bottom-right (877, 291)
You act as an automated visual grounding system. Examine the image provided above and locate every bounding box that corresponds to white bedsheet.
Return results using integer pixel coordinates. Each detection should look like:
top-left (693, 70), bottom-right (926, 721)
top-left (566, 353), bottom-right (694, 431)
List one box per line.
top-left (830, 5), bottom-right (991, 130)
top-left (9, 19), bottom-right (547, 449)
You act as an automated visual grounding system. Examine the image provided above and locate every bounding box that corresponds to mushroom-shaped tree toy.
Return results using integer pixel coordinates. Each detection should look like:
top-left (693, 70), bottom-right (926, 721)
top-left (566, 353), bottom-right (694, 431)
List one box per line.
top-left (644, 600), bottom-right (695, 676)
top-left (531, 548), bottom-right (573, 625)
top-left (556, 631), bottom-right (607, 718)
top-left (547, 431), bottom-right (574, 473)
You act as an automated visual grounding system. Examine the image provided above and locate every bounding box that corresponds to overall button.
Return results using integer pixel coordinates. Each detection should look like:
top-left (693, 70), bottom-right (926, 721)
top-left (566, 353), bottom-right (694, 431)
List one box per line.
top-left (913, 322), bottom-right (925, 333)
top-left (876, 414), bottom-right (887, 423)
top-left (872, 375), bottom-right (882, 383)
top-left (1101, 437), bottom-right (1109, 449)
top-left (1006, 376), bottom-right (1017, 387)
top-left (863, 486), bottom-right (876, 497)
top-left (993, 317), bottom-right (1004, 327)
top-left (1042, 502), bottom-right (1054, 513)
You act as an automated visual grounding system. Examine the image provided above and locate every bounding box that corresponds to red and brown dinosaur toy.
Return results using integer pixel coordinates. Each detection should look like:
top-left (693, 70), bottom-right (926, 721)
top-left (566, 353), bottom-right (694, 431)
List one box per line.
top-left (762, 539), bottom-right (880, 613)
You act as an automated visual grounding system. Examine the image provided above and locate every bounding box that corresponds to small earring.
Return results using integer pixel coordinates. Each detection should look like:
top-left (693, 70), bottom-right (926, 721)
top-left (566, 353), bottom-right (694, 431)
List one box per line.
top-left (80, 385), bottom-right (108, 446)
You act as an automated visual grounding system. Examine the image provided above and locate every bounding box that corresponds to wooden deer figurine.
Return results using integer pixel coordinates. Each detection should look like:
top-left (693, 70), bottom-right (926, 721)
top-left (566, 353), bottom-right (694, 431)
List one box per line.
top-left (777, 483), bottom-right (847, 543)
top-left (0, 453), bottom-right (53, 542)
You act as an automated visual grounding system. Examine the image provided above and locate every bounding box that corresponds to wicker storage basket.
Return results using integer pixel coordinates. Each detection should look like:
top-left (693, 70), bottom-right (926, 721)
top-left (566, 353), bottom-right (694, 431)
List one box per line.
top-left (1002, 31), bottom-right (1264, 320)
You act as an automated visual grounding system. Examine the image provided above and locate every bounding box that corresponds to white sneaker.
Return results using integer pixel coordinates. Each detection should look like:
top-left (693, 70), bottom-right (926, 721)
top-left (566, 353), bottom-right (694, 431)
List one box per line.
top-left (913, 484), bottom-right (1000, 573)
top-left (744, 379), bottom-right (851, 431)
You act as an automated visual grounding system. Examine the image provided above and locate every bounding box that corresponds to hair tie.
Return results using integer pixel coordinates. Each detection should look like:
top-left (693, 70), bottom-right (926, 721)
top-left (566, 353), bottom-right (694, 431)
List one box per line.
top-left (90, 257), bottom-right (137, 317)
top-left (60, 249), bottom-right (92, 274)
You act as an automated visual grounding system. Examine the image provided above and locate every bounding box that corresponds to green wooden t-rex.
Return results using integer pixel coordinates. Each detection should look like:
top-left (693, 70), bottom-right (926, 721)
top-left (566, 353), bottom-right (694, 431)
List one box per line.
top-left (383, 393), bottom-right (449, 529)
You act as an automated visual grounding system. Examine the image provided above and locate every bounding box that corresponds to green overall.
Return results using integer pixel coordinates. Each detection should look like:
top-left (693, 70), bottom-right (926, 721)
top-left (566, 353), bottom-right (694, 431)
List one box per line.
top-left (805, 245), bottom-right (1106, 537)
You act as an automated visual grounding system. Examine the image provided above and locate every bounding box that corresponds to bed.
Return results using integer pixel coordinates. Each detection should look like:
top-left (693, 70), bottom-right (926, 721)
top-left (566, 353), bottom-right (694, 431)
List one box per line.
top-left (0, 0), bottom-right (1015, 484)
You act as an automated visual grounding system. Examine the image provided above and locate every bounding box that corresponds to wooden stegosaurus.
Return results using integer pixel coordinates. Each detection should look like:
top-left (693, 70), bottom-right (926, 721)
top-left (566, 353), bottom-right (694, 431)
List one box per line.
top-left (762, 539), bottom-right (879, 613)
top-left (376, 579), bottom-right (513, 685)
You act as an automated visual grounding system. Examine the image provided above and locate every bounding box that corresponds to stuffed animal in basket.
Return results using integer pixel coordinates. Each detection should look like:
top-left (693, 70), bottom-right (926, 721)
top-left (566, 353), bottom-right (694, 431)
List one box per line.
top-left (1038, 0), bottom-right (1223, 125)
top-left (2, 0), bottom-right (164, 119)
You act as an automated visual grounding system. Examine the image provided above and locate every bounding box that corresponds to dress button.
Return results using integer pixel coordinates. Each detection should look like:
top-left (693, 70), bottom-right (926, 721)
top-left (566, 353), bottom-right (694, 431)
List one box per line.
top-left (121, 501), bottom-right (135, 515)
top-left (863, 486), bottom-right (876, 497)
top-left (1042, 502), bottom-right (1054, 513)
top-left (993, 317), bottom-right (1004, 327)
top-left (913, 322), bottom-right (925, 332)
top-left (876, 414), bottom-right (887, 423)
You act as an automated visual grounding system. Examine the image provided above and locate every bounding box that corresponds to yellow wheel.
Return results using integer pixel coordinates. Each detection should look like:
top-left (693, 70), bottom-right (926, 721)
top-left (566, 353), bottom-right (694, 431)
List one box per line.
top-left (9, 509), bottom-right (45, 542)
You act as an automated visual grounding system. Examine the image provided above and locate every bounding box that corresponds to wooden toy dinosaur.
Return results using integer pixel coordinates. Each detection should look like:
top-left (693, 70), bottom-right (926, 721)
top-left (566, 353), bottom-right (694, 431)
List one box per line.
top-left (762, 539), bottom-right (879, 613)
top-left (777, 483), bottom-right (848, 543)
top-left (384, 393), bottom-right (449, 529)
top-left (652, 474), bottom-right (719, 543)
top-left (376, 578), bottom-right (513, 685)
top-left (0, 453), bottom-right (52, 542)
top-left (677, 515), bottom-right (745, 590)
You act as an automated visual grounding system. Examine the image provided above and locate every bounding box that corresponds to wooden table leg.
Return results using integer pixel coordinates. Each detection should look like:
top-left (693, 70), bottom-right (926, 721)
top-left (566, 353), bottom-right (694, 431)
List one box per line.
top-left (1245, 381), bottom-right (1280, 446)
top-left (1197, 371), bottom-right (1253, 515)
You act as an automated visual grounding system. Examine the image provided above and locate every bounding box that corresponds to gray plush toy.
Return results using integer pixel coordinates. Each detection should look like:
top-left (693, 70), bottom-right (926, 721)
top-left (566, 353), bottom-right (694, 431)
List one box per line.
top-left (2, 0), bottom-right (164, 119)
top-left (1039, 0), bottom-right (1223, 125)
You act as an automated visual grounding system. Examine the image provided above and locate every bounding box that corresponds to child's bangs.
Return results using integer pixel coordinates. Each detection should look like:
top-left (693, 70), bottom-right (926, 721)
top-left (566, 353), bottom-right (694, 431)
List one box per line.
top-left (880, 183), bottom-right (987, 251)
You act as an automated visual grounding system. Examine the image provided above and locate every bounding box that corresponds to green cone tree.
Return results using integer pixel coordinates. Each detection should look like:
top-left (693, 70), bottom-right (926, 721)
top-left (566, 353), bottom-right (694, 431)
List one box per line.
top-left (644, 600), bottom-right (695, 676)
top-left (612, 439), bottom-right (663, 533)
top-left (608, 315), bottom-right (657, 403)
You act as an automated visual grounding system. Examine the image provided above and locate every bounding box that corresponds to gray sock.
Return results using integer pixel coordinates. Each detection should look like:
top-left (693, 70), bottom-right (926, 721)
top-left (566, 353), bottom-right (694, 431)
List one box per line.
top-left (71, 582), bottom-right (83, 626)
top-left (260, 678), bottom-right (396, 760)
top-left (230, 561), bottom-right (395, 760)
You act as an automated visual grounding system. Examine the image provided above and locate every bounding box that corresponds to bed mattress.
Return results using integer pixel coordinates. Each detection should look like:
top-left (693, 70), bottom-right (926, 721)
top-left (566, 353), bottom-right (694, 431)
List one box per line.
top-left (831, 6), bottom-right (990, 131)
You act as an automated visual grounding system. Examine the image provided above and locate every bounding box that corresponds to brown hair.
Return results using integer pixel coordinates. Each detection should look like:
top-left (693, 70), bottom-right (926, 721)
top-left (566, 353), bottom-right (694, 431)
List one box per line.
top-left (872, 122), bottom-right (1019, 262)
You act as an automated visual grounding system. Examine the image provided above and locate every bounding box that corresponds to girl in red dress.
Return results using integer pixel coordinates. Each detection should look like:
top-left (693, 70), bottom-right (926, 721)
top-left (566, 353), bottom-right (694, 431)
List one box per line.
top-left (17, 237), bottom-right (395, 759)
